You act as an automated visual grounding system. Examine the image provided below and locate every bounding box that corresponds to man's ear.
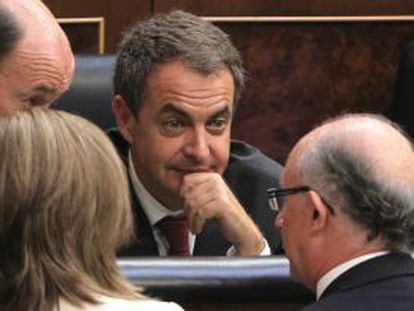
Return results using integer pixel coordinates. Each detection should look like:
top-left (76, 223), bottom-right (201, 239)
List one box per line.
top-left (112, 95), bottom-right (135, 144)
top-left (308, 191), bottom-right (330, 232)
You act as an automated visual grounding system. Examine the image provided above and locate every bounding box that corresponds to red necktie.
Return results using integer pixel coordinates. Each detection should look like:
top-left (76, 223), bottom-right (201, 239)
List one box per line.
top-left (156, 217), bottom-right (190, 256)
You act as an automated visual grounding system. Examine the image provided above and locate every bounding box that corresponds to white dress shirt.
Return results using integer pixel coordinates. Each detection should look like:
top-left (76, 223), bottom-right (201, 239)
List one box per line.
top-left (128, 153), bottom-right (194, 256)
top-left (128, 152), bottom-right (271, 256)
top-left (316, 251), bottom-right (389, 300)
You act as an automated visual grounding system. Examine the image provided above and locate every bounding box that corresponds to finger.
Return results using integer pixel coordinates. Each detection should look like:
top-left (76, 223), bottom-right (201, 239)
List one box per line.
top-left (187, 209), bottom-right (206, 235)
top-left (181, 172), bottom-right (221, 195)
top-left (182, 175), bottom-right (224, 201)
top-left (185, 186), bottom-right (219, 210)
top-left (186, 206), bottom-right (202, 234)
top-left (192, 215), bottom-right (205, 235)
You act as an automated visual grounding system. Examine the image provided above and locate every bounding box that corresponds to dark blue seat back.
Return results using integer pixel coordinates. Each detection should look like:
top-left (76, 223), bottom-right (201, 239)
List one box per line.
top-left (54, 54), bottom-right (117, 130)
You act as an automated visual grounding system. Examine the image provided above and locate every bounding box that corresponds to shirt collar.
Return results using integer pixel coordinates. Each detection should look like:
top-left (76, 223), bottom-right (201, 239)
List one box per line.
top-left (316, 251), bottom-right (389, 300)
top-left (128, 151), bottom-right (183, 226)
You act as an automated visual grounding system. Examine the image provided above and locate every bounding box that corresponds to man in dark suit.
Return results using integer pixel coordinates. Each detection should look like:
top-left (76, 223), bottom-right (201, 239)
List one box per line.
top-left (110, 10), bottom-right (283, 256)
top-left (0, 0), bottom-right (74, 116)
top-left (272, 113), bottom-right (414, 309)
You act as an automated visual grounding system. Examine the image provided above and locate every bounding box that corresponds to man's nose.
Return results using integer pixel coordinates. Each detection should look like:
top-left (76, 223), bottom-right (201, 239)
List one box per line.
top-left (183, 128), bottom-right (210, 162)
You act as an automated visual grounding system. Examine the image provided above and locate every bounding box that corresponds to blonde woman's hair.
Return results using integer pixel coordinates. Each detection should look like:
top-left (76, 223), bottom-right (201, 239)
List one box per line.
top-left (0, 108), bottom-right (144, 310)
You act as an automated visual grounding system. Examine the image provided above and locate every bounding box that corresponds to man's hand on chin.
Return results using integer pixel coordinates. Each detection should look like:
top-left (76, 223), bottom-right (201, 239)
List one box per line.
top-left (180, 172), bottom-right (265, 255)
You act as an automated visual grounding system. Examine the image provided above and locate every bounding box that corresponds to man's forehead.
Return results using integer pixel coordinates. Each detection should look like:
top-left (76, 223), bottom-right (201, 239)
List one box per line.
top-left (280, 171), bottom-right (287, 187)
top-left (144, 62), bottom-right (235, 110)
top-left (282, 147), bottom-right (303, 188)
top-left (280, 166), bottom-right (296, 187)
top-left (149, 61), bottom-right (234, 86)
top-left (159, 102), bottom-right (231, 117)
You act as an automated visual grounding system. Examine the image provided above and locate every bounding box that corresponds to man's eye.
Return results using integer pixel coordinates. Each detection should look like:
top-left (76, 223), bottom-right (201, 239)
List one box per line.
top-left (207, 118), bottom-right (228, 134)
top-left (29, 96), bottom-right (47, 107)
top-left (161, 119), bottom-right (186, 135)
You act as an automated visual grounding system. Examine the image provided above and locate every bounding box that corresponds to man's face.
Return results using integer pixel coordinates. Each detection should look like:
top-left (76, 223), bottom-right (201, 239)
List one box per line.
top-left (127, 61), bottom-right (234, 210)
top-left (275, 162), bottom-right (312, 284)
top-left (0, 0), bottom-right (74, 115)
top-left (0, 42), bottom-right (74, 115)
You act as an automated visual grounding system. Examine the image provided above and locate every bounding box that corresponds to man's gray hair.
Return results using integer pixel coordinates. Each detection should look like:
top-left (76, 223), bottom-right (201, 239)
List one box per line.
top-left (296, 114), bottom-right (414, 252)
top-left (113, 10), bottom-right (245, 114)
top-left (0, 6), bottom-right (22, 63)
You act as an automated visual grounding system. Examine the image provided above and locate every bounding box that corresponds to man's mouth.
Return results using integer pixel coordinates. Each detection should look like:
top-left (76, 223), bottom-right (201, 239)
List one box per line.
top-left (173, 167), bottom-right (214, 175)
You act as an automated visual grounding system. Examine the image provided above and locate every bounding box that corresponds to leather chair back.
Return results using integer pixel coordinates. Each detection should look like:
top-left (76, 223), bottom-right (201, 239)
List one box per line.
top-left (54, 54), bottom-right (117, 130)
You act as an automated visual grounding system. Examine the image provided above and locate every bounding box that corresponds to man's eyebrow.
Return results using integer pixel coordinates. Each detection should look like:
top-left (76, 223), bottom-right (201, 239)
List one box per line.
top-left (33, 85), bottom-right (58, 96)
top-left (16, 85), bottom-right (58, 100)
top-left (159, 103), bottom-right (190, 118)
top-left (159, 104), bottom-right (232, 120)
top-left (210, 107), bottom-right (231, 119)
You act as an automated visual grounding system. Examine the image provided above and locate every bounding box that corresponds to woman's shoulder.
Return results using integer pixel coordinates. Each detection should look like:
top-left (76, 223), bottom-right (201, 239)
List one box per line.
top-left (58, 296), bottom-right (184, 311)
top-left (104, 297), bottom-right (183, 310)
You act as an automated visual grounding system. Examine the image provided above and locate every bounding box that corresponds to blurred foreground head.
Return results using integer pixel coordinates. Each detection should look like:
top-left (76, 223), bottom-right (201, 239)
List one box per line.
top-left (0, 108), bottom-right (140, 310)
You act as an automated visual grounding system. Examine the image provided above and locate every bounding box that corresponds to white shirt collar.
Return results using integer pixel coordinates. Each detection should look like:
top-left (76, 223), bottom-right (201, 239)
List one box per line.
top-left (128, 151), bottom-right (183, 226)
top-left (316, 251), bottom-right (389, 300)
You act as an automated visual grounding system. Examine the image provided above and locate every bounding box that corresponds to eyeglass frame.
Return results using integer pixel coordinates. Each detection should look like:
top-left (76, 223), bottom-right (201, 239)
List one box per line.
top-left (267, 186), bottom-right (335, 215)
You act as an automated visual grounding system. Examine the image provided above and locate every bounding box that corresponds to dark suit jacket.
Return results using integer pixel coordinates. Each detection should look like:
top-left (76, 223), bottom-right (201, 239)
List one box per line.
top-left (108, 129), bottom-right (283, 256)
top-left (303, 252), bottom-right (414, 310)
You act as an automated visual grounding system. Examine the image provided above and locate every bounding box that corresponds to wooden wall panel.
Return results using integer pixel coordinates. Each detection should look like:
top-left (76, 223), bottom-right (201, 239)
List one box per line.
top-left (220, 20), bottom-right (414, 162)
top-left (42, 1), bottom-right (414, 162)
top-left (154, 0), bottom-right (414, 16)
top-left (43, 0), bottom-right (152, 53)
top-left (58, 19), bottom-right (103, 53)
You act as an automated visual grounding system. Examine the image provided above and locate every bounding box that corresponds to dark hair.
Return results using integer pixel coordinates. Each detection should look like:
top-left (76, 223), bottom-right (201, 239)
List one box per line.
top-left (114, 10), bottom-right (245, 114)
top-left (297, 114), bottom-right (414, 252)
top-left (0, 6), bottom-right (22, 63)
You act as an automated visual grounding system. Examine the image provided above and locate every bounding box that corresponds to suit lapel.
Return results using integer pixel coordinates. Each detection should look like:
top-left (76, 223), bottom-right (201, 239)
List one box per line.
top-left (111, 135), bottom-right (159, 256)
top-left (193, 220), bottom-right (231, 256)
top-left (121, 174), bottom-right (160, 256)
top-left (321, 252), bottom-right (414, 299)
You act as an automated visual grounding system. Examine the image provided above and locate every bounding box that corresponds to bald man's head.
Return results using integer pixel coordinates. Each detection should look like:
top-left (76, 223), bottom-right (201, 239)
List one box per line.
top-left (286, 114), bottom-right (414, 252)
top-left (0, 0), bottom-right (74, 115)
top-left (292, 114), bottom-right (414, 188)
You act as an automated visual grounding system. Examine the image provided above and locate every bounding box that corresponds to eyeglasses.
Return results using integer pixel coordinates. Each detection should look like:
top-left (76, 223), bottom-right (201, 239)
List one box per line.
top-left (267, 186), bottom-right (335, 215)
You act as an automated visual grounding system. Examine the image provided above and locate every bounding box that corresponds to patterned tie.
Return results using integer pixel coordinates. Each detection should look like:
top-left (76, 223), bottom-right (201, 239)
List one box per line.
top-left (156, 216), bottom-right (190, 256)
